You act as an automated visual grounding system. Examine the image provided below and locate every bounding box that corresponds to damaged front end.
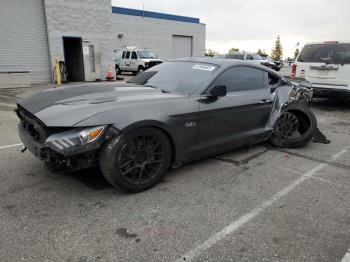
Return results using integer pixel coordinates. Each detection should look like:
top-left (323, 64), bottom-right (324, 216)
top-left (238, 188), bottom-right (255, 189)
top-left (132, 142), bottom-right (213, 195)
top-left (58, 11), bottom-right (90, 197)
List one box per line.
top-left (16, 105), bottom-right (119, 172)
top-left (268, 80), bottom-right (313, 128)
top-left (287, 80), bottom-right (313, 106)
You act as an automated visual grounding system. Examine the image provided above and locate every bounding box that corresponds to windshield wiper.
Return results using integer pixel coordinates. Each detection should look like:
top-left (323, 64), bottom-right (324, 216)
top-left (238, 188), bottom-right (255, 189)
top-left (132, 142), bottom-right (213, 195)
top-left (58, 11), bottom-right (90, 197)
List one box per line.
top-left (144, 84), bottom-right (171, 93)
top-left (144, 84), bottom-right (157, 89)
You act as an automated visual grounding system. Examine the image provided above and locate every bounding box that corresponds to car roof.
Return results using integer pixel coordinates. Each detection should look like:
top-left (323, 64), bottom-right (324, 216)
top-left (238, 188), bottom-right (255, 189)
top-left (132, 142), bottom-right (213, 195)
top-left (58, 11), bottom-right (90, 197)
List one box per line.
top-left (304, 41), bottom-right (350, 45)
top-left (170, 57), bottom-right (274, 72)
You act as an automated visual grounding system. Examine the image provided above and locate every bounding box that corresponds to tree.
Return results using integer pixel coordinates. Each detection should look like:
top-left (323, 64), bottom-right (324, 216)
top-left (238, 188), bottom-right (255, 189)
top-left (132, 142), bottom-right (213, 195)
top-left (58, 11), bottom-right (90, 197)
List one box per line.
top-left (257, 49), bottom-right (268, 57)
top-left (271, 36), bottom-right (283, 61)
top-left (228, 47), bottom-right (239, 54)
top-left (205, 49), bottom-right (219, 57)
top-left (293, 48), bottom-right (300, 60)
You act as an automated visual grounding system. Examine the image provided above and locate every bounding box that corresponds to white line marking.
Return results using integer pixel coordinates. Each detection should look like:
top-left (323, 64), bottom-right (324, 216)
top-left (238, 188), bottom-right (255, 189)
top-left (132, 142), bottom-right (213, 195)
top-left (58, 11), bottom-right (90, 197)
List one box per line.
top-left (278, 166), bottom-right (302, 175)
top-left (279, 166), bottom-right (344, 189)
top-left (0, 143), bottom-right (23, 150)
top-left (341, 249), bottom-right (350, 262)
top-left (176, 146), bottom-right (350, 262)
top-left (310, 176), bottom-right (344, 189)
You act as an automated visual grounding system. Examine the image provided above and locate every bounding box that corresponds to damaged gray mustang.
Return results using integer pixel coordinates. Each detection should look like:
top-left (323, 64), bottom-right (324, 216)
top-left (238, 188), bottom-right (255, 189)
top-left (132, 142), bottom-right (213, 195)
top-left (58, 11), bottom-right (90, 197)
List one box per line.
top-left (17, 58), bottom-right (317, 192)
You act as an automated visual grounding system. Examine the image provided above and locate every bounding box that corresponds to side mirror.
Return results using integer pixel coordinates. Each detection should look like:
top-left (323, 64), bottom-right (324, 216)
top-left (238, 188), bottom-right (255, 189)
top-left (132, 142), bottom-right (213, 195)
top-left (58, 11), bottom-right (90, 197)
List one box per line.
top-left (208, 85), bottom-right (227, 98)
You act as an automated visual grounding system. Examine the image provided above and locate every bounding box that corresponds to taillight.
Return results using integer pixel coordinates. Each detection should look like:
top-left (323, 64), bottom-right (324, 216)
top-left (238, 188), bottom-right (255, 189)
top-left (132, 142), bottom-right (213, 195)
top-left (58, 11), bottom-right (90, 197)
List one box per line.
top-left (291, 64), bottom-right (297, 78)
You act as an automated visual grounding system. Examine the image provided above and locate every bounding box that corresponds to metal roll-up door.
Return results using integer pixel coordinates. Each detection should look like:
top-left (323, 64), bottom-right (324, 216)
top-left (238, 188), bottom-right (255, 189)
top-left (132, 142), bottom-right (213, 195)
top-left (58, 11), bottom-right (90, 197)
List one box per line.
top-left (0, 0), bottom-right (51, 84)
top-left (172, 35), bottom-right (193, 59)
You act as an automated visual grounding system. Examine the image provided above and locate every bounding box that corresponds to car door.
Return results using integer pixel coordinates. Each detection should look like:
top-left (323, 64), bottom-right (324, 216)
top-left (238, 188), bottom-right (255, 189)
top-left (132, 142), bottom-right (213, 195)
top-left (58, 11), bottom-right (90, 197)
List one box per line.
top-left (119, 51), bottom-right (127, 70)
top-left (198, 66), bottom-right (274, 157)
top-left (123, 51), bottom-right (131, 71)
top-left (130, 51), bottom-right (138, 71)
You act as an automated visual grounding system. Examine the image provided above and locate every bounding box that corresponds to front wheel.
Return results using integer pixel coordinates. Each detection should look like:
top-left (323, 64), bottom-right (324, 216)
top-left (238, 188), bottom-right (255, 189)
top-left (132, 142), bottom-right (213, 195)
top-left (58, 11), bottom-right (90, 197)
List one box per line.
top-left (100, 127), bottom-right (171, 192)
top-left (269, 104), bottom-right (317, 148)
top-left (137, 66), bottom-right (144, 75)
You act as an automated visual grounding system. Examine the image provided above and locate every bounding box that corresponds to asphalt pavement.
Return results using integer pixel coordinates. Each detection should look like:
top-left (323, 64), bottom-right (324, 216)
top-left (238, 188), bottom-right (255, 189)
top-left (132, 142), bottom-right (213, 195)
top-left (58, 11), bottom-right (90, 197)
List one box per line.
top-left (0, 82), bottom-right (349, 262)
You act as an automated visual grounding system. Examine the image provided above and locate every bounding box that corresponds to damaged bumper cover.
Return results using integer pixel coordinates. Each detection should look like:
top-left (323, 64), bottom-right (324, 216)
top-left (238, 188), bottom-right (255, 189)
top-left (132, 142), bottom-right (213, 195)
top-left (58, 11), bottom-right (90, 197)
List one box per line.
top-left (19, 124), bottom-right (119, 171)
top-left (17, 107), bottom-right (119, 171)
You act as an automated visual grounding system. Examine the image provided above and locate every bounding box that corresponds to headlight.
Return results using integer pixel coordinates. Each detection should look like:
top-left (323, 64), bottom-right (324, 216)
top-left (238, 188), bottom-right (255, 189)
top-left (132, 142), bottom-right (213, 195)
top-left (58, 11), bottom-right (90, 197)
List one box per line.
top-left (79, 126), bottom-right (105, 145)
top-left (45, 126), bottom-right (106, 155)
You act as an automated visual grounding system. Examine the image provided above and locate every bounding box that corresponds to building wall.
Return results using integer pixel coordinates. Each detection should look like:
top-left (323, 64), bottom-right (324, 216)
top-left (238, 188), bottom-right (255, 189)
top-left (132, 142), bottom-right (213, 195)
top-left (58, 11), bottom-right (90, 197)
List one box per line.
top-left (0, 0), bottom-right (51, 84)
top-left (111, 13), bottom-right (206, 60)
top-left (44, 0), bottom-right (114, 80)
top-left (43, 0), bottom-right (206, 81)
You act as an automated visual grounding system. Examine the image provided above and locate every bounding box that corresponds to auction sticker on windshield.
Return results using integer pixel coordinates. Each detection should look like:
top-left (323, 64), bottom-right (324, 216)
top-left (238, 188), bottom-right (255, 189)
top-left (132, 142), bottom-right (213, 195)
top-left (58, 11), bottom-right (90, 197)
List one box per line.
top-left (192, 64), bottom-right (216, 71)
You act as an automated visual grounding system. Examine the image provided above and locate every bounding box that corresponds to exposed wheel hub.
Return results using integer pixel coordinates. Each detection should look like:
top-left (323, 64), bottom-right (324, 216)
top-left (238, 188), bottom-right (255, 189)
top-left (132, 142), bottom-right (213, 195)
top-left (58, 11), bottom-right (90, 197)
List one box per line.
top-left (277, 111), bottom-right (300, 139)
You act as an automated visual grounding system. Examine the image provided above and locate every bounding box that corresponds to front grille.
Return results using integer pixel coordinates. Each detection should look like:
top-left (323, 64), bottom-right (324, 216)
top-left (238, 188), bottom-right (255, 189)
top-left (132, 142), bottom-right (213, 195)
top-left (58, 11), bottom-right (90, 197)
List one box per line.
top-left (147, 61), bottom-right (163, 68)
top-left (16, 105), bottom-right (49, 143)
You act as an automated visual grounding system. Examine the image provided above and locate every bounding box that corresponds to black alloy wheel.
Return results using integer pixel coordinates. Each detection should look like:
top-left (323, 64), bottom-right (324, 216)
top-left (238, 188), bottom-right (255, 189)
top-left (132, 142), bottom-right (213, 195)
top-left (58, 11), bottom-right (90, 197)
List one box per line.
top-left (119, 134), bottom-right (164, 184)
top-left (100, 127), bottom-right (171, 192)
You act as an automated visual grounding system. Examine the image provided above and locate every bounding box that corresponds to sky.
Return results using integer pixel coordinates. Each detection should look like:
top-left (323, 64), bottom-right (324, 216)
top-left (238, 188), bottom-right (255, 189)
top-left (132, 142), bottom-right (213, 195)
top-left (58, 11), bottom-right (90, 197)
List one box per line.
top-left (111, 0), bottom-right (350, 58)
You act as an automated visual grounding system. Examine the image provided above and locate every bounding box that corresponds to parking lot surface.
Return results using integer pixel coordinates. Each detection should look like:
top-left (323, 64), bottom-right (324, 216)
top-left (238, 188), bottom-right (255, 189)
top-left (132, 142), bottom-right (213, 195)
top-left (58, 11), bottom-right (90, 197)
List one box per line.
top-left (0, 84), bottom-right (349, 262)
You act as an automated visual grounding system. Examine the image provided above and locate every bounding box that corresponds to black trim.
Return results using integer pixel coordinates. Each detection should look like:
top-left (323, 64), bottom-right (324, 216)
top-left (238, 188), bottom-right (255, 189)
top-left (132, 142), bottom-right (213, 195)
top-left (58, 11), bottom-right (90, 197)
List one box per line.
top-left (312, 87), bottom-right (350, 99)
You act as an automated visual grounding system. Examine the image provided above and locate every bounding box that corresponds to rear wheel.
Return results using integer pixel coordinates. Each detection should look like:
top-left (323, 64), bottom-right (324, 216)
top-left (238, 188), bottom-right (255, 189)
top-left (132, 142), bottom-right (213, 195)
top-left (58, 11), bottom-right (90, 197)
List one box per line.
top-left (115, 65), bottom-right (121, 75)
top-left (100, 127), bottom-right (171, 192)
top-left (269, 104), bottom-right (317, 148)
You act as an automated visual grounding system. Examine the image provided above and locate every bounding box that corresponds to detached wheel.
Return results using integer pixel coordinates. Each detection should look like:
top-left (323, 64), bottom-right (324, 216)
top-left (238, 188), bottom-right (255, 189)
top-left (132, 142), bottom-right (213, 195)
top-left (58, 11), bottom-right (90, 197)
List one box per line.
top-left (269, 104), bottom-right (317, 148)
top-left (100, 127), bottom-right (171, 192)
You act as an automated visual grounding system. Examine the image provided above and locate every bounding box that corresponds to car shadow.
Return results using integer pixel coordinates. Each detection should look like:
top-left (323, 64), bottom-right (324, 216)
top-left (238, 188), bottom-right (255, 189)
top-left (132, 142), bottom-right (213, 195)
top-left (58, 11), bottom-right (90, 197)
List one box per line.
top-left (65, 167), bottom-right (113, 191)
top-left (311, 98), bottom-right (350, 111)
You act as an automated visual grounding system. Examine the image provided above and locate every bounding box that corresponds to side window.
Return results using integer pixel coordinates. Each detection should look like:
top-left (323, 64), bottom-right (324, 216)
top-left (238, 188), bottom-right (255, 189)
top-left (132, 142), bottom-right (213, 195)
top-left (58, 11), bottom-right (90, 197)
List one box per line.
top-left (126, 51), bottom-right (131, 59)
top-left (267, 72), bottom-right (280, 88)
top-left (212, 67), bottom-right (264, 93)
top-left (131, 51), bottom-right (137, 59)
top-left (122, 51), bottom-right (126, 59)
top-left (246, 54), bottom-right (254, 60)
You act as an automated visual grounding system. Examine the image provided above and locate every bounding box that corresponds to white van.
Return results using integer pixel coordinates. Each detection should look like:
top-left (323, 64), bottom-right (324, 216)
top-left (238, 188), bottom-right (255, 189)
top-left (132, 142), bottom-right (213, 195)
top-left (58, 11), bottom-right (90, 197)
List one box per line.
top-left (292, 41), bottom-right (350, 100)
top-left (115, 47), bottom-right (163, 75)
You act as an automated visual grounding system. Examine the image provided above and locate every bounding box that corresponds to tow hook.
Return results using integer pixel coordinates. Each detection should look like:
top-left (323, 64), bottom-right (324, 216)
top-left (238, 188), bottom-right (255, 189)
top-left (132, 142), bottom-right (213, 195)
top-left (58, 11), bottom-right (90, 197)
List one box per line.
top-left (21, 146), bottom-right (27, 153)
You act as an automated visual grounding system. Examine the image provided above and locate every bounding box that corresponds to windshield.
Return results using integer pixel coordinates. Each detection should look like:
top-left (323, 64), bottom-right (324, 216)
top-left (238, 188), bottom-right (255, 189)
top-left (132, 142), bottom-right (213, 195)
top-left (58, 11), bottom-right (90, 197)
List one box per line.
top-left (137, 51), bottom-right (157, 59)
top-left (252, 54), bottom-right (264, 60)
top-left (298, 43), bottom-right (350, 64)
top-left (129, 62), bottom-right (219, 95)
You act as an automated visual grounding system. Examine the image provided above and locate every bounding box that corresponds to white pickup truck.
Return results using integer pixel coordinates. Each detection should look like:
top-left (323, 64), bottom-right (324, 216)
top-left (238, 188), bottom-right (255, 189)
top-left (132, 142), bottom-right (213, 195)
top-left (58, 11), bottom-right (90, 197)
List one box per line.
top-left (292, 41), bottom-right (350, 101)
top-left (115, 48), bottom-right (163, 75)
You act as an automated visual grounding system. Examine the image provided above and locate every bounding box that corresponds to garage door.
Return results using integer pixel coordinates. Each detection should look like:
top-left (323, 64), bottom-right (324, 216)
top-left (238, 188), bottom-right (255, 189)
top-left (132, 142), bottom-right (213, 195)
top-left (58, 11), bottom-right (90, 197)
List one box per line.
top-left (172, 35), bottom-right (193, 59)
top-left (0, 0), bottom-right (51, 83)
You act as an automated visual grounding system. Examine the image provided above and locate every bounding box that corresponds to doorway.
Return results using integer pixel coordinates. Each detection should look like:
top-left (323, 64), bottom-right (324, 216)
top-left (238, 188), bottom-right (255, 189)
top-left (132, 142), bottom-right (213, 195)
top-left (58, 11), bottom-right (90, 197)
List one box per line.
top-left (172, 35), bottom-right (193, 59)
top-left (63, 37), bottom-right (85, 81)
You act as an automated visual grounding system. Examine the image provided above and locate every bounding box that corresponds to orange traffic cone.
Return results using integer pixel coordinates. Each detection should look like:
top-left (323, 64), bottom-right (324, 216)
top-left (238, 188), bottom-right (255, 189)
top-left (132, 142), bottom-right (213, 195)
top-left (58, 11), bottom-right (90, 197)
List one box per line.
top-left (106, 64), bottom-right (114, 81)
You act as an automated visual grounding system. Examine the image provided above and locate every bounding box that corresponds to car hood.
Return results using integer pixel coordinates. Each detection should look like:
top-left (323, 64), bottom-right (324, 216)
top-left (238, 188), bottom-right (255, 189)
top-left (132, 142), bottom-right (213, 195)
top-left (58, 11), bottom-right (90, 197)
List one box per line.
top-left (18, 83), bottom-right (183, 127)
top-left (141, 59), bottom-right (163, 63)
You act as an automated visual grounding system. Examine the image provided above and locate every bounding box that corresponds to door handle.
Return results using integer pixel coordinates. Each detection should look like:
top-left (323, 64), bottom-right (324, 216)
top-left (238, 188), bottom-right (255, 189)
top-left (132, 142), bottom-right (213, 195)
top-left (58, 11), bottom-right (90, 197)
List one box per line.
top-left (259, 99), bottom-right (272, 104)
